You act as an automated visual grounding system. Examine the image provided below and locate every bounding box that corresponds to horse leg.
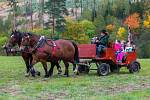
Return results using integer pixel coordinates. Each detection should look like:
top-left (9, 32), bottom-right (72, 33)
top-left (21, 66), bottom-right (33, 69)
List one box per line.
top-left (72, 63), bottom-right (78, 77)
top-left (29, 56), bottom-right (40, 76)
top-left (56, 61), bottom-right (62, 75)
top-left (63, 61), bottom-right (69, 77)
top-left (41, 62), bottom-right (49, 78)
top-left (48, 62), bottom-right (56, 77)
top-left (29, 59), bottom-right (38, 77)
top-left (24, 59), bottom-right (30, 77)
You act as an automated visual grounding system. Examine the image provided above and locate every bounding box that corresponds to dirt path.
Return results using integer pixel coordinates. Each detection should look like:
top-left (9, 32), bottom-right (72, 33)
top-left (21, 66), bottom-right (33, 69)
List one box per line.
top-left (91, 82), bottom-right (150, 95)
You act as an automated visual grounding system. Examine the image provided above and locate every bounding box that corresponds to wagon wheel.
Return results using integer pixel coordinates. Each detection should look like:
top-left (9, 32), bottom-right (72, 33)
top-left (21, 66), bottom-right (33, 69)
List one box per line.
top-left (85, 66), bottom-right (90, 74)
top-left (129, 61), bottom-right (140, 73)
top-left (97, 63), bottom-right (110, 76)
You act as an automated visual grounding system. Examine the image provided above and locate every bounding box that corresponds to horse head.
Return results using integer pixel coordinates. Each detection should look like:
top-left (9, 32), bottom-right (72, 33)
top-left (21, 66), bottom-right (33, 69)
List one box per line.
top-left (7, 30), bottom-right (23, 48)
top-left (20, 32), bottom-right (39, 52)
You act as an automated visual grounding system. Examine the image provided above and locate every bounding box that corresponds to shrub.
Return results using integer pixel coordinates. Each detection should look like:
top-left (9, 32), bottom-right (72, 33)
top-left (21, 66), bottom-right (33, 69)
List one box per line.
top-left (80, 20), bottom-right (96, 38)
top-left (62, 20), bottom-right (90, 44)
top-left (31, 28), bottom-right (52, 37)
top-left (0, 36), bottom-right (8, 47)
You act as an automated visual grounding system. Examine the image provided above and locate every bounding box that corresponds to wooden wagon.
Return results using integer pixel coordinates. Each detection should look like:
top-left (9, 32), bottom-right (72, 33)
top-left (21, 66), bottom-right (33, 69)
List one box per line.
top-left (77, 44), bottom-right (140, 76)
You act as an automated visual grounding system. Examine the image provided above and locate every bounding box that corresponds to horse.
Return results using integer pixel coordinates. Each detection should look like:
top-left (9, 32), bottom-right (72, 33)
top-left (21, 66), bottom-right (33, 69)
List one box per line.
top-left (20, 32), bottom-right (79, 77)
top-left (6, 30), bottom-right (62, 77)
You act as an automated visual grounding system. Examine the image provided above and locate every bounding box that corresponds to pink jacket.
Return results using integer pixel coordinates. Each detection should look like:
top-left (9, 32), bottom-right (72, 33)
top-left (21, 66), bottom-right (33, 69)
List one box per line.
top-left (114, 43), bottom-right (121, 51)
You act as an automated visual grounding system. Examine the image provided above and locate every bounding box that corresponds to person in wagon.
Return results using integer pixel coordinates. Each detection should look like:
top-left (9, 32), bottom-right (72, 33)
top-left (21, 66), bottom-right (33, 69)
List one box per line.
top-left (95, 29), bottom-right (109, 57)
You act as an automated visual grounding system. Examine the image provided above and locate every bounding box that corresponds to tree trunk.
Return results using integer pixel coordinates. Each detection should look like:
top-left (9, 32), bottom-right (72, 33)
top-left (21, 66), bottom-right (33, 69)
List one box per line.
top-left (75, 0), bottom-right (78, 19)
top-left (39, 0), bottom-right (44, 29)
top-left (13, 6), bottom-right (16, 30)
top-left (30, 0), bottom-right (33, 30)
top-left (52, 0), bottom-right (55, 36)
top-left (80, 0), bottom-right (82, 16)
top-left (24, 0), bottom-right (28, 30)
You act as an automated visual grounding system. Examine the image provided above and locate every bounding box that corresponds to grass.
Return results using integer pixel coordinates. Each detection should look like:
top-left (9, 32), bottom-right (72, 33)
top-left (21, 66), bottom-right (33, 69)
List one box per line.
top-left (0, 56), bottom-right (150, 100)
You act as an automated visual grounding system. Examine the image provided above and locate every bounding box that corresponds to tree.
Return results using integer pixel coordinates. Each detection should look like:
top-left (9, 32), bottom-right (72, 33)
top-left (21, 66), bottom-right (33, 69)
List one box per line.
top-left (143, 15), bottom-right (150, 28)
top-left (74, 0), bottom-right (80, 19)
top-left (117, 27), bottom-right (127, 40)
top-left (93, 14), bottom-right (106, 32)
top-left (80, 20), bottom-right (96, 38)
top-left (91, 0), bottom-right (96, 22)
top-left (39, 0), bottom-right (44, 28)
top-left (7, 0), bottom-right (18, 30)
top-left (124, 13), bottom-right (140, 30)
top-left (30, 0), bottom-right (33, 30)
top-left (62, 20), bottom-right (90, 43)
top-left (45, 0), bottom-right (68, 35)
top-left (82, 9), bottom-right (92, 21)
top-left (129, 2), bottom-right (144, 18)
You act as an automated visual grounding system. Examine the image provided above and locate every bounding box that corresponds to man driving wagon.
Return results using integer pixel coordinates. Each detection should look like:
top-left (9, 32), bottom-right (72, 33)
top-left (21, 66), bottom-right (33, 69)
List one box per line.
top-left (95, 29), bottom-right (109, 57)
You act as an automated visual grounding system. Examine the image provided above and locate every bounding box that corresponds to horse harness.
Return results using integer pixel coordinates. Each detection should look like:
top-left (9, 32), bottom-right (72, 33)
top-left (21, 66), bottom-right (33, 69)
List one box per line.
top-left (32, 36), bottom-right (59, 59)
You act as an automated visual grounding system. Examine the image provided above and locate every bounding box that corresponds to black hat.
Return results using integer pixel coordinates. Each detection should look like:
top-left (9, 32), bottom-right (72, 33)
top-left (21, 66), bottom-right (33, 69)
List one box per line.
top-left (101, 29), bottom-right (106, 33)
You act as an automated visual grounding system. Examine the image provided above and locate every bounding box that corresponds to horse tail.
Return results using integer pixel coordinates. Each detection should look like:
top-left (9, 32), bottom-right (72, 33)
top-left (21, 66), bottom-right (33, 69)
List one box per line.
top-left (72, 41), bottom-right (79, 64)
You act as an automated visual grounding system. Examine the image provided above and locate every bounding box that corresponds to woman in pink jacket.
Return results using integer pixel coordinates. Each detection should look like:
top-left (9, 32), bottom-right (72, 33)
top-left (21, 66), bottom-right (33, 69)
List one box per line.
top-left (114, 40), bottom-right (124, 63)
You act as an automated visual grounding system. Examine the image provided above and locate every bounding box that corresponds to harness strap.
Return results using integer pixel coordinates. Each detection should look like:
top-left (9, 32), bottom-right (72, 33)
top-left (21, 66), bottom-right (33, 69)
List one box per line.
top-left (38, 36), bottom-right (58, 57)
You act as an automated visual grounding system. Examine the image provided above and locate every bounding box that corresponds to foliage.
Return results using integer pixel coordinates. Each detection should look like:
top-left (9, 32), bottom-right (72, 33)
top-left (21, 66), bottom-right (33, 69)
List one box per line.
top-left (143, 15), bottom-right (150, 28)
top-left (111, 0), bottom-right (130, 19)
top-left (80, 20), bottom-right (96, 38)
top-left (62, 20), bottom-right (90, 44)
top-left (129, 2), bottom-right (144, 18)
top-left (82, 9), bottom-right (92, 21)
top-left (45, 0), bottom-right (68, 32)
top-left (117, 27), bottom-right (127, 40)
top-left (31, 28), bottom-right (52, 37)
top-left (93, 15), bottom-right (106, 32)
top-left (0, 15), bottom-right (12, 34)
top-left (0, 36), bottom-right (8, 47)
top-left (106, 24), bottom-right (115, 32)
top-left (0, 0), bottom-right (150, 58)
top-left (136, 29), bottom-right (150, 58)
top-left (124, 13), bottom-right (140, 29)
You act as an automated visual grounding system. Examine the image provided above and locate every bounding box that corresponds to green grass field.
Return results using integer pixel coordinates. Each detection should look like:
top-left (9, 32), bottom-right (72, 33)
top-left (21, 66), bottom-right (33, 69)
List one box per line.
top-left (0, 56), bottom-right (150, 100)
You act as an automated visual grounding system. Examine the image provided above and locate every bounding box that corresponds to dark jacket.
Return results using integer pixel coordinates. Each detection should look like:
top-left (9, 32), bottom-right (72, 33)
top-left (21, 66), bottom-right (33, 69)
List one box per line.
top-left (96, 34), bottom-right (109, 46)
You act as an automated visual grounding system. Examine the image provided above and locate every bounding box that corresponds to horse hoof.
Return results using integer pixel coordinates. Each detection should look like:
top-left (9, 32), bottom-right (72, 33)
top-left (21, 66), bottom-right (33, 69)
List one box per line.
top-left (42, 78), bottom-right (48, 81)
top-left (44, 75), bottom-right (49, 78)
top-left (58, 70), bottom-right (62, 74)
top-left (76, 72), bottom-right (79, 75)
top-left (63, 74), bottom-right (69, 77)
top-left (58, 72), bottom-right (62, 75)
top-left (32, 74), bottom-right (35, 77)
top-left (25, 73), bottom-right (30, 77)
top-left (72, 74), bottom-right (76, 78)
top-left (36, 71), bottom-right (41, 76)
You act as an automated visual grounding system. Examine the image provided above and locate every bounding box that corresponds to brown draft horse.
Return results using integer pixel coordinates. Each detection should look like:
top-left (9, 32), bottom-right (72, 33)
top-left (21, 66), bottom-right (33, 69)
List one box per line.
top-left (20, 32), bottom-right (79, 77)
top-left (6, 30), bottom-right (62, 77)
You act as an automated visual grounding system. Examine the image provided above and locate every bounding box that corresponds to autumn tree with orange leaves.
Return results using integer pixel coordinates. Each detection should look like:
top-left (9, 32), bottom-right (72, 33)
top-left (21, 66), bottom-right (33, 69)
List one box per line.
top-left (124, 13), bottom-right (140, 29)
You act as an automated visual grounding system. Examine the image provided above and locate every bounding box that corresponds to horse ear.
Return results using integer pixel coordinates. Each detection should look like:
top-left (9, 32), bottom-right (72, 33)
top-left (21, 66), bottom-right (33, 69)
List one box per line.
top-left (27, 33), bottom-right (32, 36)
top-left (15, 30), bottom-right (17, 33)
